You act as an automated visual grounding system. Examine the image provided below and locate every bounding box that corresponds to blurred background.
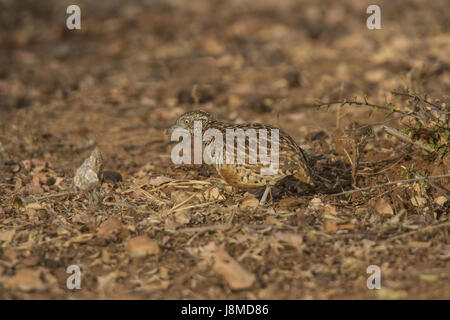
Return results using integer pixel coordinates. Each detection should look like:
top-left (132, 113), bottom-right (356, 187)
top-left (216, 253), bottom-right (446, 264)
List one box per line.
top-left (0, 0), bottom-right (448, 171)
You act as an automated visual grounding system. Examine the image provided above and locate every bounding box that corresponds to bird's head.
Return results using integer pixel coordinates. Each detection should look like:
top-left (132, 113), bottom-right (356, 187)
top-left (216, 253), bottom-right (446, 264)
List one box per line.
top-left (166, 110), bottom-right (215, 135)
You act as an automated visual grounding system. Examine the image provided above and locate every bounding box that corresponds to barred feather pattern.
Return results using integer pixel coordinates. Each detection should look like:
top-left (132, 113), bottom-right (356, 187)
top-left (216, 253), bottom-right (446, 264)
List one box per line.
top-left (169, 110), bottom-right (313, 190)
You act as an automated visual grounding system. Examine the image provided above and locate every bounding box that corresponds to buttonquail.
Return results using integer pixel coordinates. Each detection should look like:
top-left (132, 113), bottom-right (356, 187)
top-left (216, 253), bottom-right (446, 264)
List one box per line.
top-left (167, 110), bottom-right (314, 205)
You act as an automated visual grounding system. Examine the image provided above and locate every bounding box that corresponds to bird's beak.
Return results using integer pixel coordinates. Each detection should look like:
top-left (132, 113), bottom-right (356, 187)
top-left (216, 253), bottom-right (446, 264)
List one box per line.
top-left (166, 125), bottom-right (181, 135)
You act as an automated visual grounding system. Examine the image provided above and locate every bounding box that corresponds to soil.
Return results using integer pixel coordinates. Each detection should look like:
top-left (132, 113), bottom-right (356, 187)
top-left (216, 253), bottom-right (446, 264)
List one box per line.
top-left (0, 0), bottom-right (449, 299)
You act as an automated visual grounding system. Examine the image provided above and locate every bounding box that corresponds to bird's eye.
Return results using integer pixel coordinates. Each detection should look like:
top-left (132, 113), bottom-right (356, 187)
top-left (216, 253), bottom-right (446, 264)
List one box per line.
top-left (184, 119), bottom-right (189, 124)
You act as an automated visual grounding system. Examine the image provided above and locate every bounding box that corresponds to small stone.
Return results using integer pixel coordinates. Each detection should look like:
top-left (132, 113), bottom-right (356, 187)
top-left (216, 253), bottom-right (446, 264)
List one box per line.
top-left (308, 197), bottom-right (323, 209)
top-left (306, 197), bottom-right (323, 214)
top-left (74, 147), bottom-right (104, 191)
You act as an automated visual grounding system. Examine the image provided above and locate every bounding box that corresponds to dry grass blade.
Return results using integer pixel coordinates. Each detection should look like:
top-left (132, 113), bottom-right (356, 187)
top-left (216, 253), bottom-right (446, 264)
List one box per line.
top-left (168, 192), bottom-right (199, 213)
top-left (330, 173), bottom-right (450, 196)
top-left (386, 221), bottom-right (450, 242)
top-left (412, 172), bottom-right (450, 197)
top-left (172, 200), bottom-right (219, 212)
top-left (138, 187), bottom-right (168, 206)
top-left (33, 191), bottom-right (77, 200)
top-left (177, 224), bottom-right (233, 233)
top-left (122, 179), bottom-right (211, 195)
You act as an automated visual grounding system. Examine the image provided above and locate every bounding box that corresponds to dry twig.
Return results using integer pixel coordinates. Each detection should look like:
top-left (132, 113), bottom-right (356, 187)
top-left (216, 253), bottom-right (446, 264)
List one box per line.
top-left (382, 125), bottom-right (434, 153)
top-left (330, 173), bottom-right (450, 196)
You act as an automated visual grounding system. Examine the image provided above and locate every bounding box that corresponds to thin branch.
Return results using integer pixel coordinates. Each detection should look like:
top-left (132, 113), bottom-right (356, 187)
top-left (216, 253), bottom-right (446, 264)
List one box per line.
top-left (329, 173), bottom-right (450, 196)
top-left (33, 191), bottom-right (77, 200)
top-left (386, 221), bottom-right (450, 242)
top-left (412, 172), bottom-right (450, 198)
top-left (391, 91), bottom-right (446, 111)
top-left (382, 125), bottom-right (435, 153)
top-left (313, 99), bottom-right (412, 117)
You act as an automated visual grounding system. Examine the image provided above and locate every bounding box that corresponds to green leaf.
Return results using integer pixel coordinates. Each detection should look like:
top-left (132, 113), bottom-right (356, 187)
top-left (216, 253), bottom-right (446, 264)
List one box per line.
top-left (13, 196), bottom-right (25, 209)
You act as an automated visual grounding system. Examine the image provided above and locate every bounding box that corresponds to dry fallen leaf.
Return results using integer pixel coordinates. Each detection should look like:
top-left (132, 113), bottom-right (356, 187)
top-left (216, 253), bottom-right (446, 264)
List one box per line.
top-left (0, 229), bottom-right (15, 245)
top-left (174, 210), bottom-right (191, 226)
top-left (324, 204), bottom-right (338, 215)
top-left (164, 215), bottom-right (177, 231)
top-left (97, 217), bottom-right (123, 240)
top-left (1, 268), bottom-right (56, 292)
top-left (410, 196), bottom-right (427, 207)
top-left (278, 197), bottom-right (298, 208)
top-left (323, 220), bottom-right (356, 232)
top-left (212, 247), bottom-right (256, 290)
top-left (64, 233), bottom-right (94, 247)
top-left (26, 202), bottom-right (44, 210)
top-left (264, 216), bottom-right (283, 226)
top-left (361, 239), bottom-right (376, 248)
top-left (240, 195), bottom-right (259, 209)
top-left (137, 280), bottom-right (171, 293)
top-left (374, 198), bottom-right (394, 215)
top-left (171, 190), bottom-right (191, 205)
top-left (434, 196), bottom-right (448, 206)
top-left (274, 232), bottom-right (303, 247)
top-left (127, 236), bottom-right (160, 258)
top-left (148, 176), bottom-right (172, 186)
top-left (409, 241), bottom-right (430, 248)
top-left (97, 271), bottom-right (123, 296)
top-left (202, 187), bottom-right (225, 201)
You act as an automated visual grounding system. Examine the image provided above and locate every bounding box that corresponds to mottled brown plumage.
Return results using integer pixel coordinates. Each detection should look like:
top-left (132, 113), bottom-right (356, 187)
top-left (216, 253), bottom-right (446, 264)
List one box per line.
top-left (167, 110), bottom-right (314, 205)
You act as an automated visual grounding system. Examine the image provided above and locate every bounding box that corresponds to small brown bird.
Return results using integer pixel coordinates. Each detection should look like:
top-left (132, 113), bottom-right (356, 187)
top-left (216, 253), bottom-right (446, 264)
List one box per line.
top-left (167, 110), bottom-right (314, 205)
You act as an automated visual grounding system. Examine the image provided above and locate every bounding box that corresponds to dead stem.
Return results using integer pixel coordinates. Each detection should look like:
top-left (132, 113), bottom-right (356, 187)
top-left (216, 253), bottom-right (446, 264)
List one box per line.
top-left (329, 173), bottom-right (450, 196)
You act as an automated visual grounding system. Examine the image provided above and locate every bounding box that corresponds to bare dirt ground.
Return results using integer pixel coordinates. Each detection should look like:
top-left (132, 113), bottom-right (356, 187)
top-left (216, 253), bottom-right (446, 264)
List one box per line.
top-left (0, 0), bottom-right (449, 299)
